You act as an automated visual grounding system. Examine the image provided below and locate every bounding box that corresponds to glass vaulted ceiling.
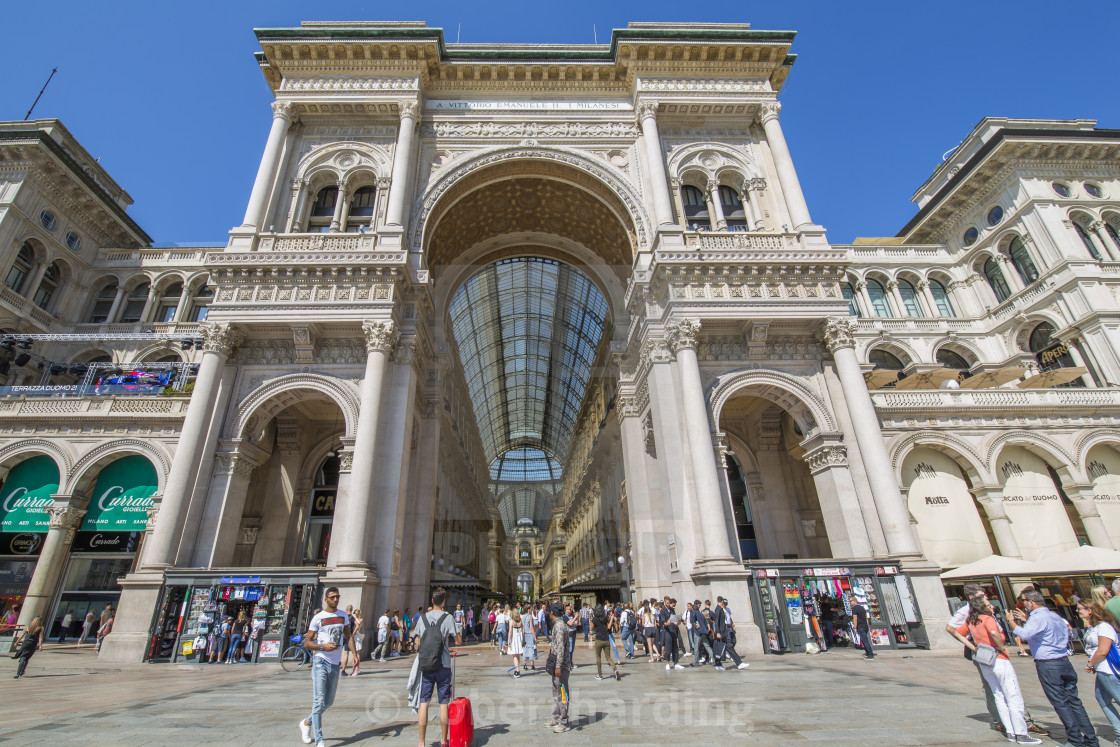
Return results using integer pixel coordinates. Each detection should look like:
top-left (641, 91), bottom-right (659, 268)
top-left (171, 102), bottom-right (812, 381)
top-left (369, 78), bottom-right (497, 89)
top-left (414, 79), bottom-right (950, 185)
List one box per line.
top-left (449, 257), bottom-right (609, 530)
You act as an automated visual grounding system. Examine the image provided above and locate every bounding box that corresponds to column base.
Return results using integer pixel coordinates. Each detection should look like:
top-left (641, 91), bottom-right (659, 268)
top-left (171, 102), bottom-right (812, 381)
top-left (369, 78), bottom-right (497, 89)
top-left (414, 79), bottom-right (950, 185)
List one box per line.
top-left (691, 556), bottom-right (739, 574)
top-left (98, 569), bottom-right (166, 664)
top-left (227, 227), bottom-right (258, 252)
top-left (687, 569), bottom-right (765, 656)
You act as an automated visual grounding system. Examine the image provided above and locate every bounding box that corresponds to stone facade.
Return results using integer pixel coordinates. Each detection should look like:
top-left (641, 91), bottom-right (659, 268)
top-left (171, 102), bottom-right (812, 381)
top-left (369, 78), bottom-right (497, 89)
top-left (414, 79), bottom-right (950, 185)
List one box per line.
top-left (0, 22), bottom-right (1116, 662)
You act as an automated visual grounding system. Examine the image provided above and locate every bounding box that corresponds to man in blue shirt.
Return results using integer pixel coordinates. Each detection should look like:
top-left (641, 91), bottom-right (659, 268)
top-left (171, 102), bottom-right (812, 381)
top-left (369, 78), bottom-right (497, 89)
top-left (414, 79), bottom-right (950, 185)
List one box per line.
top-left (1010, 589), bottom-right (1098, 747)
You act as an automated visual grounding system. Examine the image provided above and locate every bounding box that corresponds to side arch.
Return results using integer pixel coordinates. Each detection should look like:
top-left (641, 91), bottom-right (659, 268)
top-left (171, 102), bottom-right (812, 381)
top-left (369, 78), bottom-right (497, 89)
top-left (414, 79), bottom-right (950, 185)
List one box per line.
top-left (708, 368), bottom-right (837, 434)
top-left (1073, 428), bottom-right (1120, 476)
top-left (984, 431), bottom-right (1075, 482)
top-left (889, 433), bottom-right (986, 485)
top-left (223, 373), bottom-right (361, 441)
top-left (65, 439), bottom-right (172, 496)
top-left (0, 439), bottom-right (74, 485)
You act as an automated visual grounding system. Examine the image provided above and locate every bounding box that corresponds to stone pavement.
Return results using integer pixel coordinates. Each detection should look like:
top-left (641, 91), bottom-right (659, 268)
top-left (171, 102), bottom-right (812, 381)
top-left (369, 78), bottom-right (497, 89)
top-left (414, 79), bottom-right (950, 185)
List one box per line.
top-left (0, 641), bottom-right (1111, 745)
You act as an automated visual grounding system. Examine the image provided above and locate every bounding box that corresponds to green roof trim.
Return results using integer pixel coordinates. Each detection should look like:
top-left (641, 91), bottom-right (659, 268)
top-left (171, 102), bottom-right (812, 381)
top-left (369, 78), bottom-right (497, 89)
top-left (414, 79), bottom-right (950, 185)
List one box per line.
top-left (0, 130), bottom-right (152, 246)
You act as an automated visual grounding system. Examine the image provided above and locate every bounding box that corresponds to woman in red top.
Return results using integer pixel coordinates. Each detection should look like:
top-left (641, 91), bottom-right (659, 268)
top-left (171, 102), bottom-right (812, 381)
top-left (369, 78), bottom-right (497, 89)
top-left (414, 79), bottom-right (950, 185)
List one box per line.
top-left (957, 597), bottom-right (1039, 744)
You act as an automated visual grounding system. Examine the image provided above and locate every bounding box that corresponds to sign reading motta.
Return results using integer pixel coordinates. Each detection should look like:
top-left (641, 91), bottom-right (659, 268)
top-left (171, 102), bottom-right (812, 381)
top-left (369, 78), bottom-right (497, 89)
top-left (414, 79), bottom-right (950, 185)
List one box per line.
top-left (426, 100), bottom-right (630, 111)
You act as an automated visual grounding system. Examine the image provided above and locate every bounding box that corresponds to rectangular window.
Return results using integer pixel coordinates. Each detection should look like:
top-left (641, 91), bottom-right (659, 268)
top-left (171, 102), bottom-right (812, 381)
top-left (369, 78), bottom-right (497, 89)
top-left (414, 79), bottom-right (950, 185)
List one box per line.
top-left (191, 306), bottom-right (209, 322)
top-left (156, 305), bottom-right (177, 323)
top-left (4, 268), bottom-right (26, 292)
top-left (119, 301), bottom-right (145, 323)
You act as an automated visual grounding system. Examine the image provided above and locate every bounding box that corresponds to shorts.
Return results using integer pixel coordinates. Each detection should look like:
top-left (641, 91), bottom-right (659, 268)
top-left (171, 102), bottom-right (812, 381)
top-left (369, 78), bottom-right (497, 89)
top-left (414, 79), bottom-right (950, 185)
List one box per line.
top-left (644, 627), bottom-right (656, 638)
top-left (420, 665), bottom-right (453, 704)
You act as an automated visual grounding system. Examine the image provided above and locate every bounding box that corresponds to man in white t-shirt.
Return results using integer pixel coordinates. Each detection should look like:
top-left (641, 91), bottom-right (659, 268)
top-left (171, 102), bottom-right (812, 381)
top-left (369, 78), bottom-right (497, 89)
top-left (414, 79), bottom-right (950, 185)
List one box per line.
top-left (297, 587), bottom-right (354, 747)
top-left (373, 609), bottom-right (391, 661)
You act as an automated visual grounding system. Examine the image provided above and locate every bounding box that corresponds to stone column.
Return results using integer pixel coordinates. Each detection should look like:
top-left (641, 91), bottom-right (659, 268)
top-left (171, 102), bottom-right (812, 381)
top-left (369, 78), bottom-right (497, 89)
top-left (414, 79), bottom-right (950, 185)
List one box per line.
top-left (801, 434), bottom-right (874, 557)
top-left (170, 284), bottom-right (192, 323)
top-left (105, 285), bottom-right (126, 323)
top-left (747, 178), bottom-right (767, 230)
top-left (616, 394), bottom-right (669, 596)
top-left (971, 487), bottom-right (1022, 558)
top-left (328, 320), bottom-right (397, 569)
top-left (384, 101), bottom-right (418, 228)
top-left (242, 101), bottom-right (296, 229)
top-left (284, 178), bottom-right (306, 233)
top-left (916, 280), bottom-right (940, 318)
top-left (669, 178), bottom-right (686, 229)
top-left (668, 318), bottom-right (735, 566)
top-left (887, 280), bottom-right (907, 318)
top-left (758, 102), bottom-right (813, 230)
top-left (328, 182), bottom-right (347, 232)
top-left (820, 318), bottom-right (921, 555)
top-left (855, 281), bottom-right (875, 319)
top-left (707, 180), bottom-right (728, 230)
top-left (191, 451), bottom-right (263, 567)
top-left (142, 322), bottom-right (240, 568)
top-left (1083, 221), bottom-right (1114, 261)
top-left (1095, 221), bottom-right (1120, 260)
top-left (17, 501), bottom-right (84, 626)
top-left (337, 186), bottom-right (354, 232)
top-left (1064, 341), bottom-right (1096, 387)
top-left (998, 254), bottom-right (1026, 293)
top-left (636, 100), bottom-right (675, 226)
top-left (1068, 485), bottom-right (1116, 549)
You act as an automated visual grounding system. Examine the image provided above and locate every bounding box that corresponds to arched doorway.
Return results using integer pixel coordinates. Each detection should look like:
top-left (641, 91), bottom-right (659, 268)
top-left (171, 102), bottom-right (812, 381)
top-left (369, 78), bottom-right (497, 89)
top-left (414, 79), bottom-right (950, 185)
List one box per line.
top-left (0, 455), bottom-right (59, 621)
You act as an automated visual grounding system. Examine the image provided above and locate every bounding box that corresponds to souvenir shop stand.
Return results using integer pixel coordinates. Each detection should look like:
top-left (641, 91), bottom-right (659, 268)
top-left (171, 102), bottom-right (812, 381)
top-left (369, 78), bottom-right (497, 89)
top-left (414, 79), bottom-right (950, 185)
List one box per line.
top-left (746, 560), bottom-right (929, 654)
top-left (145, 569), bottom-right (321, 663)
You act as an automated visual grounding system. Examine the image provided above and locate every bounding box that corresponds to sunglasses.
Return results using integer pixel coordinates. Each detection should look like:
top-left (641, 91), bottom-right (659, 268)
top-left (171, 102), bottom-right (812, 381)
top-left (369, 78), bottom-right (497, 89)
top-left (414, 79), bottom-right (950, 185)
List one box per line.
top-left (326, 594), bottom-right (340, 601)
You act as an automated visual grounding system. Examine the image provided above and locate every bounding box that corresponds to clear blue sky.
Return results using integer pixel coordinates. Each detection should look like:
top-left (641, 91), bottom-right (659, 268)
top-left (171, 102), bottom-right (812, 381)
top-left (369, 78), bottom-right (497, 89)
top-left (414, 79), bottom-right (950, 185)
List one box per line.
top-left (2, 1), bottom-right (1116, 245)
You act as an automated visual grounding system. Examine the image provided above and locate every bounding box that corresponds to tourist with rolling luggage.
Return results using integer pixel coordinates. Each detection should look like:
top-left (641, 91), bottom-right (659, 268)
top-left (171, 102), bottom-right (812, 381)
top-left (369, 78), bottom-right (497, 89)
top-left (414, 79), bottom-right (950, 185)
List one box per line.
top-left (409, 587), bottom-right (459, 747)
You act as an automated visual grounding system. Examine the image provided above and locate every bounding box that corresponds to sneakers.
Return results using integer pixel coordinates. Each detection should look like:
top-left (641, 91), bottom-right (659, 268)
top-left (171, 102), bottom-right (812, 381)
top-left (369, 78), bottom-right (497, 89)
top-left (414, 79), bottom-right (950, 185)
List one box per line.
top-left (545, 719), bottom-right (556, 728)
top-left (595, 674), bottom-right (605, 680)
top-left (298, 719), bottom-right (312, 744)
top-left (673, 664), bottom-right (685, 670)
top-left (737, 663), bottom-right (750, 670)
top-left (1013, 737), bottom-right (1042, 745)
top-left (552, 724), bottom-right (570, 733)
top-left (683, 652), bottom-right (692, 657)
top-left (665, 663), bottom-right (671, 670)
top-left (379, 658), bottom-right (387, 662)
top-left (316, 742), bottom-right (326, 747)
top-left (1026, 724), bottom-right (1047, 735)
top-left (715, 665), bottom-right (726, 671)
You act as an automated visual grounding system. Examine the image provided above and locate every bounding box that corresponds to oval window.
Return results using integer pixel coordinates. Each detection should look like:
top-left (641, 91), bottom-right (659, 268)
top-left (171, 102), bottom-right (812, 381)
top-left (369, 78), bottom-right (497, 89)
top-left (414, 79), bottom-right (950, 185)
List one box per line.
top-left (963, 227), bottom-right (979, 246)
top-left (987, 206), bottom-right (1003, 226)
top-left (39, 210), bottom-right (56, 231)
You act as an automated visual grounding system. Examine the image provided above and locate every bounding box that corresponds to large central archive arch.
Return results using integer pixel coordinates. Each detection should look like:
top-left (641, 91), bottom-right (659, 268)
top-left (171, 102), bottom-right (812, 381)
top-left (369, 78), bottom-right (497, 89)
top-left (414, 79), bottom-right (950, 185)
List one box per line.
top-left (97, 20), bottom-right (955, 662)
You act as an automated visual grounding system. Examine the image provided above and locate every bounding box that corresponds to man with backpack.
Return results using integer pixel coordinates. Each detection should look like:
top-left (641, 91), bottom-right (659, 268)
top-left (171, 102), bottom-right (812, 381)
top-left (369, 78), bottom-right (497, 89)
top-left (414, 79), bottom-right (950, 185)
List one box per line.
top-left (412, 587), bottom-right (458, 747)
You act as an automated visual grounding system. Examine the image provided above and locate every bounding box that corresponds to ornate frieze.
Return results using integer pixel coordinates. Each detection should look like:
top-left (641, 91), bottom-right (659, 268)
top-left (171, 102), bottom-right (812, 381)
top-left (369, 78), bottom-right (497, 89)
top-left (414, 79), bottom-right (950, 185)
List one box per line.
top-left (638, 77), bottom-right (770, 93)
top-left (419, 120), bottom-right (639, 140)
top-left (280, 76), bottom-right (420, 92)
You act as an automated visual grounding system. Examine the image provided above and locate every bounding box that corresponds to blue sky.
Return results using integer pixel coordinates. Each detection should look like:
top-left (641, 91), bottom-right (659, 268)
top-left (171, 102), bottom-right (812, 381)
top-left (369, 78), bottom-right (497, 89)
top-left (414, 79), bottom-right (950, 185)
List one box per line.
top-left (2, 1), bottom-right (1116, 245)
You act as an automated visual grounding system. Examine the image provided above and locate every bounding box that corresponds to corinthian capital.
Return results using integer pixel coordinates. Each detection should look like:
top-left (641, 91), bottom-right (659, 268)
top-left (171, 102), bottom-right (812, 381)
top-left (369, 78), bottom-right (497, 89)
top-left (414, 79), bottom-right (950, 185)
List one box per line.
top-left (46, 503), bottom-right (85, 531)
top-left (271, 100), bottom-right (296, 121)
top-left (398, 100), bottom-right (419, 120)
top-left (668, 318), bottom-right (701, 353)
top-left (757, 101), bottom-right (781, 124)
top-left (200, 322), bottom-right (243, 357)
top-left (819, 317), bottom-right (856, 352)
top-left (636, 100), bottom-right (660, 122)
top-left (363, 320), bottom-right (399, 354)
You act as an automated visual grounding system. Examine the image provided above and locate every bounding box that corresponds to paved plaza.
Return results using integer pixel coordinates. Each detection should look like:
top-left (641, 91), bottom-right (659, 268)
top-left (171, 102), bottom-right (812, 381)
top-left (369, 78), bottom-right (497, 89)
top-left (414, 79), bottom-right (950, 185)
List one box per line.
top-left (0, 642), bottom-right (1110, 745)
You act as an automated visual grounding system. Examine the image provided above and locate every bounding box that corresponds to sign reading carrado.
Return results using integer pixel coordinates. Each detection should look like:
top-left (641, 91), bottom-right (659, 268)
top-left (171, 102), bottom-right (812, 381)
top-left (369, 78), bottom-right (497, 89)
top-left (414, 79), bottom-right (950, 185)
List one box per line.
top-left (0, 455), bottom-right (60, 532)
top-left (80, 455), bottom-right (158, 532)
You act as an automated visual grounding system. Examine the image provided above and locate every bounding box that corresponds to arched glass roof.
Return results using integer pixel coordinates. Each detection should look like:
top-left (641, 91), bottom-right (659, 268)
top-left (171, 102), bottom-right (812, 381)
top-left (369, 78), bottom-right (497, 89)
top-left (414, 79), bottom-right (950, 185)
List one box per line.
top-left (449, 257), bottom-right (609, 467)
top-left (490, 447), bottom-right (562, 482)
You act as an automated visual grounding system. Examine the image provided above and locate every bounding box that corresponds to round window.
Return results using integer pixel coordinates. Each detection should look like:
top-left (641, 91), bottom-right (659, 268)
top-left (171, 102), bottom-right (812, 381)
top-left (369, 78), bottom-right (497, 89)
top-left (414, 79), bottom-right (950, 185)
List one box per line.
top-left (1052, 182), bottom-right (1071, 197)
top-left (963, 227), bottom-right (979, 246)
top-left (65, 231), bottom-right (82, 251)
top-left (987, 206), bottom-right (1004, 226)
top-left (1085, 183), bottom-right (1103, 198)
top-left (39, 210), bottom-right (56, 231)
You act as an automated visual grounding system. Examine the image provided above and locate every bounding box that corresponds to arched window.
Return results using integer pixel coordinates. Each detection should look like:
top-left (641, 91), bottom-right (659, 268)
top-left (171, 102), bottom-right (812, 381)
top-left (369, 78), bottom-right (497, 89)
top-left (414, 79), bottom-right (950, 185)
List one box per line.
top-left (345, 186), bottom-right (376, 232)
top-left (719, 186), bottom-right (747, 231)
top-left (929, 279), bottom-right (955, 318)
top-left (681, 185), bottom-right (710, 230)
top-left (841, 283), bottom-right (861, 317)
top-left (518, 541), bottom-right (533, 567)
top-left (119, 283), bottom-right (150, 323)
top-left (866, 279), bottom-right (893, 318)
top-left (5, 243), bottom-right (34, 293)
top-left (869, 349), bottom-right (906, 371)
top-left (1008, 237), bottom-right (1040, 284)
top-left (155, 282), bottom-right (182, 323)
top-left (32, 263), bottom-right (60, 310)
top-left (897, 279), bottom-right (924, 317)
top-left (983, 258), bottom-right (1011, 303)
top-left (308, 186), bottom-right (338, 233)
top-left (87, 282), bottom-right (118, 323)
top-left (304, 455), bottom-right (340, 566)
top-left (1074, 221), bottom-right (1102, 260)
top-left (189, 284), bottom-right (213, 322)
top-left (936, 348), bottom-right (972, 378)
top-left (724, 454), bottom-right (758, 560)
top-left (1105, 222), bottom-right (1120, 254)
top-left (1029, 322), bottom-right (1077, 371)
top-left (517, 572), bottom-right (534, 597)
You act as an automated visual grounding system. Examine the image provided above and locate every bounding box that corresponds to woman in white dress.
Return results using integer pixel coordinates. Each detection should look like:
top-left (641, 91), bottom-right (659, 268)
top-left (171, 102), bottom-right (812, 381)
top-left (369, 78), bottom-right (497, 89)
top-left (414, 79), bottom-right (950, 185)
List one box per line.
top-left (506, 604), bottom-right (525, 677)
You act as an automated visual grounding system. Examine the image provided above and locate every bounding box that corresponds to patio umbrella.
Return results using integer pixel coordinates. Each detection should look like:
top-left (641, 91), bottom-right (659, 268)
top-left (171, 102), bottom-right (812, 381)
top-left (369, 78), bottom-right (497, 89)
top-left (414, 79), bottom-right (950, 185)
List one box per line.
top-left (894, 368), bottom-right (962, 390)
top-left (864, 369), bottom-right (899, 389)
top-left (1017, 366), bottom-right (1088, 388)
top-left (958, 366), bottom-right (1027, 389)
top-left (940, 554), bottom-right (1035, 579)
top-left (1020, 545), bottom-right (1120, 575)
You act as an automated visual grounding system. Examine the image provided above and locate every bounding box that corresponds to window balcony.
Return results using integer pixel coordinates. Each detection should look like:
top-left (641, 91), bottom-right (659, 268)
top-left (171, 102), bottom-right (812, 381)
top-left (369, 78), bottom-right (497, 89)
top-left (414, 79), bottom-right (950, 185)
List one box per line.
top-left (870, 386), bottom-right (1120, 415)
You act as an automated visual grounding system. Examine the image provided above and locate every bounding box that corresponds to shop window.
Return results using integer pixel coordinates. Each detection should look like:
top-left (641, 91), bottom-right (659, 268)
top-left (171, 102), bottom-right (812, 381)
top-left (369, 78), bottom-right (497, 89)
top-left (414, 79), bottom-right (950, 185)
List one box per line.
top-left (983, 258), bottom-right (1011, 303)
top-left (5, 243), bottom-right (34, 293)
top-left (681, 185), bottom-right (710, 230)
top-left (936, 349), bottom-right (972, 378)
top-left (719, 185), bottom-right (748, 231)
top-left (304, 455), bottom-right (340, 566)
top-left (1074, 222), bottom-right (1102, 260)
top-left (518, 541), bottom-right (532, 566)
top-left (929, 279), bottom-right (955, 318)
top-left (119, 283), bottom-right (150, 323)
top-left (1008, 237), bottom-right (1040, 284)
top-left (841, 283), bottom-right (861, 317)
top-left (897, 279), bottom-right (923, 317)
top-left (87, 283), bottom-right (119, 323)
top-left (32, 263), bottom-right (61, 310)
top-left (725, 454), bottom-right (758, 560)
top-left (307, 186), bottom-right (338, 233)
top-left (866, 279), bottom-right (893, 318)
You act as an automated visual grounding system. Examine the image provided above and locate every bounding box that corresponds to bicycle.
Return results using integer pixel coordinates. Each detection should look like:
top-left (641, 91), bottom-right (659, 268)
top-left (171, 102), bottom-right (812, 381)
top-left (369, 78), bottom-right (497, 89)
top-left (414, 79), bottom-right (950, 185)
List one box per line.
top-left (280, 634), bottom-right (310, 672)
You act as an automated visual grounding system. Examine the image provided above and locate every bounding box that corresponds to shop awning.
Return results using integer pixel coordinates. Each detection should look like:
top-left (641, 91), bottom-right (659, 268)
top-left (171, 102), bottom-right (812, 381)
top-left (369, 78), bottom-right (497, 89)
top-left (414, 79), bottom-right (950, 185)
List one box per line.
top-left (1020, 545), bottom-right (1120, 575)
top-left (81, 455), bottom-right (157, 532)
top-left (940, 554), bottom-right (1035, 579)
top-left (0, 455), bottom-right (59, 532)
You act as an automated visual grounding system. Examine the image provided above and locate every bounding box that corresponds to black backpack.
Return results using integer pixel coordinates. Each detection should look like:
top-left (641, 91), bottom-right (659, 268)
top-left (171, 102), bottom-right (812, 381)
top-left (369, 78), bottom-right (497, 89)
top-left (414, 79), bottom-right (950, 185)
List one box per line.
top-left (418, 612), bottom-right (450, 673)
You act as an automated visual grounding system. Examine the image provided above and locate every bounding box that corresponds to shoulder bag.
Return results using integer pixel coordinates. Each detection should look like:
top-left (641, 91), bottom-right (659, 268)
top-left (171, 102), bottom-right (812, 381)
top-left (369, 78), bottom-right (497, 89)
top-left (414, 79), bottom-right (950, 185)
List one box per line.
top-left (968, 623), bottom-right (998, 667)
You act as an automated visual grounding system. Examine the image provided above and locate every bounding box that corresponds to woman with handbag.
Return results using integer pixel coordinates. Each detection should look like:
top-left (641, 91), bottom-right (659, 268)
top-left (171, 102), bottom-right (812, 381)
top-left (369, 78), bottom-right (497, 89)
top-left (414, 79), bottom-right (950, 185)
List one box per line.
top-left (12, 616), bottom-right (43, 678)
top-left (958, 597), bottom-right (1039, 745)
top-left (1079, 599), bottom-right (1120, 742)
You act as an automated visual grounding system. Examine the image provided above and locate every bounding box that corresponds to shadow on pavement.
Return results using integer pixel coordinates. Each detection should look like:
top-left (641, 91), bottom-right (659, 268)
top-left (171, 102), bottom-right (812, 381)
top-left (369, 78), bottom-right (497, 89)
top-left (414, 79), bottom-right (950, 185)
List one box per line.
top-left (474, 722), bottom-right (510, 745)
top-left (333, 720), bottom-right (409, 744)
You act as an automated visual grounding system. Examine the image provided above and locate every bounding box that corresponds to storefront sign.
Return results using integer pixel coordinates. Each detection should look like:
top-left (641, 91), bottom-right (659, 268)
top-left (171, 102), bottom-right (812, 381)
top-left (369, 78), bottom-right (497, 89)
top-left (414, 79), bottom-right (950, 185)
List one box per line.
top-left (0, 456), bottom-right (59, 532)
top-left (803, 567), bottom-right (849, 577)
top-left (754, 568), bottom-right (780, 578)
top-left (81, 456), bottom-right (157, 532)
top-left (219, 576), bottom-right (261, 585)
top-left (70, 531), bottom-right (140, 553)
top-left (309, 490), bottom-right (336, 518)
top-left (876, 566), bottom-right (898, 576)
top-left (258, 640), bottom-right (280, 658)
top-left (0, 532), bottom-right (44, 555)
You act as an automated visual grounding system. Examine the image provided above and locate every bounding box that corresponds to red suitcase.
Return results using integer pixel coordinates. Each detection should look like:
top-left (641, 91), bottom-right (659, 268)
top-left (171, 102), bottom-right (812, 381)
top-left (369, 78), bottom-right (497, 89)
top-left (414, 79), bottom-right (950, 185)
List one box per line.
top-left (448, 653), bottom-right (474, 747)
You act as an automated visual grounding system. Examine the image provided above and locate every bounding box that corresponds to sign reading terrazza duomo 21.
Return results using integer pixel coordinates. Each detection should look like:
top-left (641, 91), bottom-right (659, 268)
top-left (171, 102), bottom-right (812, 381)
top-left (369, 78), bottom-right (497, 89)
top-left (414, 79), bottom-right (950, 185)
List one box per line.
top-left (0, 20), bottom-right (1118, 666)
